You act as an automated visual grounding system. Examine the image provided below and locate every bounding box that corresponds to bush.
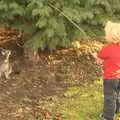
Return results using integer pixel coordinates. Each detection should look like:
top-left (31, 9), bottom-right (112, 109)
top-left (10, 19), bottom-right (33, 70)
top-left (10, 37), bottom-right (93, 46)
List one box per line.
top-left (0, 0), bottom-right (120, 50)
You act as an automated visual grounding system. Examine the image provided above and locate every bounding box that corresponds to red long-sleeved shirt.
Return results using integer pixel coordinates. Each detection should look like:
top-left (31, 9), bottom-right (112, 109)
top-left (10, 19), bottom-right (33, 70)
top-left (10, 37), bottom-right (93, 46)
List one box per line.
top-left (98, 43), bottom-right (120, 79)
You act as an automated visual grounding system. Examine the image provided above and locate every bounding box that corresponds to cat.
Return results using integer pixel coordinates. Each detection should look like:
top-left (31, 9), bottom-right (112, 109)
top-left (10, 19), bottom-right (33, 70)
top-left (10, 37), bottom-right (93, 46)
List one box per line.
top-left (0, 49), bottom-right (12, 79)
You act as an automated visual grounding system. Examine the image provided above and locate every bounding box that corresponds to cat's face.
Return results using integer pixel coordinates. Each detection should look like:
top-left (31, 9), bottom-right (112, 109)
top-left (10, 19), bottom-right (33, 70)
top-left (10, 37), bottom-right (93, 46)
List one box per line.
top-left (1, 49), bottom-right (11, 56)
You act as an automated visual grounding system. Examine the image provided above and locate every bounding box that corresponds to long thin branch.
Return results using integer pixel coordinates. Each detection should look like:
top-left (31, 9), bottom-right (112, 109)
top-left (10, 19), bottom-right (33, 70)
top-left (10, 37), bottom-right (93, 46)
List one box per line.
top-left (49, 3), bottom-right (87, 37)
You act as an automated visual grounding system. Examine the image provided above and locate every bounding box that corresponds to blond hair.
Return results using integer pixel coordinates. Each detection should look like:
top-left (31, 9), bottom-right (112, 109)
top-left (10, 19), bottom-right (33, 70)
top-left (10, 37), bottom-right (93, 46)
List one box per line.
top-left (105, 21), bottom-right (120, 43)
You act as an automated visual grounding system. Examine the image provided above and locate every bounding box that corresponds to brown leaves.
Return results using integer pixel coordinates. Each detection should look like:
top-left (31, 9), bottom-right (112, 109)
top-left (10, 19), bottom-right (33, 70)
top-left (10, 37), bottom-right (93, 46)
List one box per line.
top-left (0, 27), bottom-right (22, 46)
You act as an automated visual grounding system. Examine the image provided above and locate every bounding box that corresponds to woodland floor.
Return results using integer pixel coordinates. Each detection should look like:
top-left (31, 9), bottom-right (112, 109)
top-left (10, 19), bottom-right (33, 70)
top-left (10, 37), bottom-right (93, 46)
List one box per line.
top-left (0, 41), bottom-right (104, 120)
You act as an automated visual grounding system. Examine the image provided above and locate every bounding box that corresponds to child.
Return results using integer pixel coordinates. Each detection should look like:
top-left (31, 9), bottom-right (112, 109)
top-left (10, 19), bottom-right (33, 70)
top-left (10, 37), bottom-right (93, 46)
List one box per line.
top-left (94, 21), bottom-right (120, 120)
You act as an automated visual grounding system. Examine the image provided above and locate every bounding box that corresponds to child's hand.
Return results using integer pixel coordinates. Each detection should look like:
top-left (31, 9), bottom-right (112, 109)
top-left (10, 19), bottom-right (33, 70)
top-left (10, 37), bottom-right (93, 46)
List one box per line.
top-left (91, 52), bottom-right (98, 59)
top-left (91, 52), bottom-right (103, 64)
top-left (96, 58), bottom-right (103, 64)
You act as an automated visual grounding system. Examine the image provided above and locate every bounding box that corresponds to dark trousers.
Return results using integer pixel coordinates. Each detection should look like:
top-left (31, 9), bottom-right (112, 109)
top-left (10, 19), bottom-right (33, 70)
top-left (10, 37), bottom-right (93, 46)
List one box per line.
top-left (103, 79), bottom-right (120, 120)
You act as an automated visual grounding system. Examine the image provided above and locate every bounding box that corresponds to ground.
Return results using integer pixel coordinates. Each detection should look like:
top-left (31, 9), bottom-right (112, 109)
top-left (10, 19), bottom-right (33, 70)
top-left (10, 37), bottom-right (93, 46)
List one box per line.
top-left (0, 41), bottom-right (104, 120)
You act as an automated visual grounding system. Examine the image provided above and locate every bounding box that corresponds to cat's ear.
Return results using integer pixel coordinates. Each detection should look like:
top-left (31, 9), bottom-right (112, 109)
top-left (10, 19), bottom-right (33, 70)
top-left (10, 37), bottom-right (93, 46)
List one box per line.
top-left (1, 50), bottom-right (5, 55)
top-left (7, 50), bottom-right (11, 56)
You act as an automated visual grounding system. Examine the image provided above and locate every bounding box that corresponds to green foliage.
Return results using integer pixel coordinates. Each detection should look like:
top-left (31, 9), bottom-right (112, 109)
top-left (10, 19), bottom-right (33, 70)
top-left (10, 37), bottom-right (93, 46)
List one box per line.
top-left (0, 0), bottom-right (120, 50)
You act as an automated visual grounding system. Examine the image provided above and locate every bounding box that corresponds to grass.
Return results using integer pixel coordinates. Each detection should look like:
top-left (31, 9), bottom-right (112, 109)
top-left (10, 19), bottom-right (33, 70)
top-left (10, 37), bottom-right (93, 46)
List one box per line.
top-left (57, 78), bottom-right (103, 120)
top-left (29, 78), bottom-right (120, 120)
top-left (31, 78), bottom-right (104, 120)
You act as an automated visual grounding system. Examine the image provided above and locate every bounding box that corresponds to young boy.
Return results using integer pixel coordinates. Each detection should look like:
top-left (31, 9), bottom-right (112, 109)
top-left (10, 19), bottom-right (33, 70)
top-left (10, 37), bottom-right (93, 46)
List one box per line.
top-left (94, 21), bottom-right (120, 120)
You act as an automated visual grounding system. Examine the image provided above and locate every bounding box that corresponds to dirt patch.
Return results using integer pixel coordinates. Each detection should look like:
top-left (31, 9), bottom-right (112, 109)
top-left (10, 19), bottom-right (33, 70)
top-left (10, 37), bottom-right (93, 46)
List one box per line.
top-left (0, 41), bottom-right (103, 120)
